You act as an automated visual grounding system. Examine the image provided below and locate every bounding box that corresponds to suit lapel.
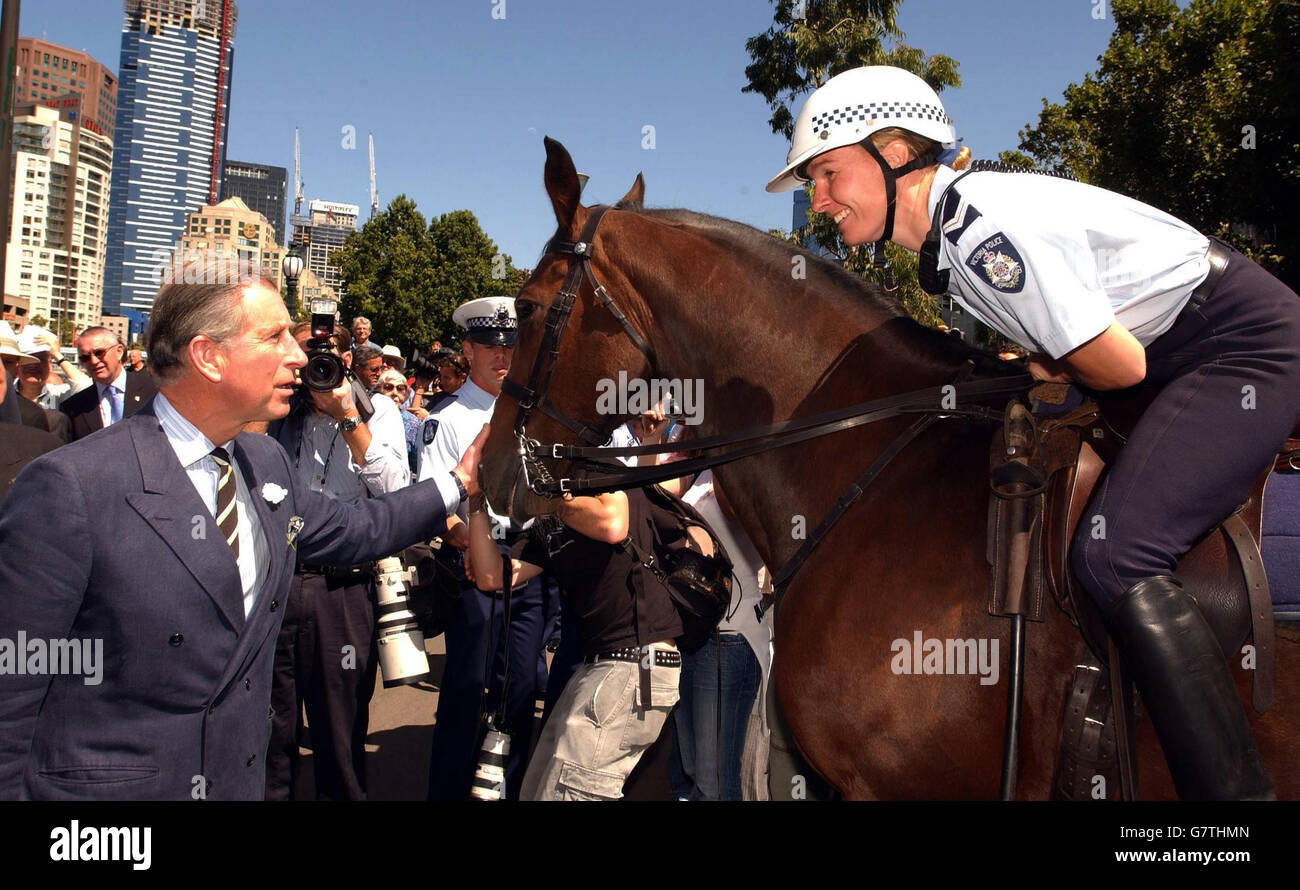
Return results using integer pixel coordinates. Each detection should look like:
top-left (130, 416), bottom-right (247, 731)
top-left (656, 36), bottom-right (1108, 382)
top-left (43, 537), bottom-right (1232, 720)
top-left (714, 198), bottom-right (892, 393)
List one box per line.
top-left (85, 386), bottom-right (104, 434)
top-left (123, 410), bottom-right (246, 632)
top-left (125, 375), bottom-right (156, 418)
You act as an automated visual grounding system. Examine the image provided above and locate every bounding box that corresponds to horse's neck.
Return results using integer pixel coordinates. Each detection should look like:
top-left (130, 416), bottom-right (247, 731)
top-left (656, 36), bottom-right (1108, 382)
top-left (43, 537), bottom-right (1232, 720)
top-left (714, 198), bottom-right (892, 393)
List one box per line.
top-left (633, 244), bottom-right (971, 574)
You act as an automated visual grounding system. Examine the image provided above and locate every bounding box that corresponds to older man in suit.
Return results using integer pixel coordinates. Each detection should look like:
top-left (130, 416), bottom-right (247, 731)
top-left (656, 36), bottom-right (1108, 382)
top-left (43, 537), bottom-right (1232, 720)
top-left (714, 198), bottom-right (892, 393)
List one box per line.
top-left (60, 326), bottom-right (158, 441)
top-left (0, 274), bottom-right (484, 800)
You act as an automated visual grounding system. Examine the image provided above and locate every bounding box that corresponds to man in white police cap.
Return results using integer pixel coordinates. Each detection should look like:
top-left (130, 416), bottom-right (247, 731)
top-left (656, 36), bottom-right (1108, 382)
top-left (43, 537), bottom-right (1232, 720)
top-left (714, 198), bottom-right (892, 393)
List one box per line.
top-left (419, 296), bottom-right (559, 800)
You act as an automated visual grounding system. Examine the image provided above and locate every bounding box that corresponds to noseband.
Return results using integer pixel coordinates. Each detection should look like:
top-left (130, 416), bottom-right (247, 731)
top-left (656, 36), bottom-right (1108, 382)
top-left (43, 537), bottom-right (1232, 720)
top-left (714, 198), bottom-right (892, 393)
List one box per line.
top-left (499, 205), bottom-right (657, 495)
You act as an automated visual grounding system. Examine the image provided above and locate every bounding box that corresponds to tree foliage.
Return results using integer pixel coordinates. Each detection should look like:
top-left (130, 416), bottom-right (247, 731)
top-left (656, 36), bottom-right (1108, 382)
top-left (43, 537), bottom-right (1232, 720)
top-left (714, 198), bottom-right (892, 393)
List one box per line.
top-left (745, 1), bottom-right (952, 326)
top-left (743, 0), bottom-right (961, 139)
top-left (1013, 0), bottom-right (1298, 284)
top-left (331, 197), bottom-right (520, 357)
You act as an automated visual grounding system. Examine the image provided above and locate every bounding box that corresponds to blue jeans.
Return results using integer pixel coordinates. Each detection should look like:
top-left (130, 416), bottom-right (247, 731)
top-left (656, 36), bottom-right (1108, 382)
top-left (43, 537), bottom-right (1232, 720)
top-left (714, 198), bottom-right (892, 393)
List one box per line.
top-left (669, 633), bottom-right (761, 801)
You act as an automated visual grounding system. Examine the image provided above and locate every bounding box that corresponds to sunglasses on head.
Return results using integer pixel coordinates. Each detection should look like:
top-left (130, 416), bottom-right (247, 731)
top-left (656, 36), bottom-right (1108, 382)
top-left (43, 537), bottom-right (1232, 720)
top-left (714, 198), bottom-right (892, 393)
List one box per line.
top-left (78, 345), bottom-right (119, 363)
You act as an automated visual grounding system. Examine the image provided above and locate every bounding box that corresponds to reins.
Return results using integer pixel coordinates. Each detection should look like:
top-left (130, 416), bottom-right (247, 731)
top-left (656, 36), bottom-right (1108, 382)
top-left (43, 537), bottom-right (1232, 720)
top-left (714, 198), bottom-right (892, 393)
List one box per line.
top-left (503, 204), bottom-right (1035, 595)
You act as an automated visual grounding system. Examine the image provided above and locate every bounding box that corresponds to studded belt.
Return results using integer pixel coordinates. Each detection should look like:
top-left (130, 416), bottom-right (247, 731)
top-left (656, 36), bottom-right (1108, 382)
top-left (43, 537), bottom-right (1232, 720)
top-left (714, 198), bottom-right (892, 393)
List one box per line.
top-left (584, 645), bottom-right (682, 668)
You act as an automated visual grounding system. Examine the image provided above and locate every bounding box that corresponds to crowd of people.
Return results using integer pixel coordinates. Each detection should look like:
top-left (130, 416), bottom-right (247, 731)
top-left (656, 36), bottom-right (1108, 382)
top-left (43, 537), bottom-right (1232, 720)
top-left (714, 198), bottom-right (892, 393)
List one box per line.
top-left (0, 290), bottom-right (773, 802)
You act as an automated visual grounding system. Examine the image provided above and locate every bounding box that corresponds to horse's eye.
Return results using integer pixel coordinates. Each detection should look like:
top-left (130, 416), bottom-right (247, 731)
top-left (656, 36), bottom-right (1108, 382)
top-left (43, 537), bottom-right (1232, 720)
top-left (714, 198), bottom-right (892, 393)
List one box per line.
top-left (516, 299), bottom-right (537, 321)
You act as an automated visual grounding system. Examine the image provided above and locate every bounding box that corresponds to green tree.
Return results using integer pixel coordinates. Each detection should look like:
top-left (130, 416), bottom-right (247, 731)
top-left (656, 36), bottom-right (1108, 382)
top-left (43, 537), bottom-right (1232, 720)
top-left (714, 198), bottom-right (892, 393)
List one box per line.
top-left (331, 195), bottom-right (437, 357)
top-left (744, 0), bottom-right (958, 325)
top-left (331, 198), bottom-right (520, 357)
top-left (1012, 0), bottom-right (1298, 284)
top-left (743, 0), bottom-right (960, 140)
top-left (427, 209), bottom-right (522, 347)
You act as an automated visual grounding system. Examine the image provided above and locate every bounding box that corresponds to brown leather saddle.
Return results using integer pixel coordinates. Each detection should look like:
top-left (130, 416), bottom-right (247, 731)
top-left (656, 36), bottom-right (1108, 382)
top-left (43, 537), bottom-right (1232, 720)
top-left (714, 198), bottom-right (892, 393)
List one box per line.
top-left (985, 383), bottom-right (1278, 800)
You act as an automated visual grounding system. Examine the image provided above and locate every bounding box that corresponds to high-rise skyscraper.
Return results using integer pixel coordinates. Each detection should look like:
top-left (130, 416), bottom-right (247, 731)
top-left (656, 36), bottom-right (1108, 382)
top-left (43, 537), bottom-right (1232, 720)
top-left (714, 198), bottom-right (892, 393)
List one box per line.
top-left (3, 103), bottom-right (114, 336)
top-left (220, 160), bottom-right (287, 246)
top-left (103, 0), bottom-right (236, 316)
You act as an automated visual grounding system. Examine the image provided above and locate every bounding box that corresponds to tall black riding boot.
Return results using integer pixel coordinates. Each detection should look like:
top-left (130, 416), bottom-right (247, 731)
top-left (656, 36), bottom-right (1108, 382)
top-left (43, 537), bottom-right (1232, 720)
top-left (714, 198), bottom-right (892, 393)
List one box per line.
top-left (1107, 576), bottom-right (1274, 800)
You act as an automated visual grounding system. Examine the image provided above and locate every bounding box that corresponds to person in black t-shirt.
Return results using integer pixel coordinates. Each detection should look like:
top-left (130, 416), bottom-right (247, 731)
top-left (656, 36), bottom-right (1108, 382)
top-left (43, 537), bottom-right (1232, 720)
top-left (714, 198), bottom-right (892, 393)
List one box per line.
top-left (465, 409), bottom-right (689, 800)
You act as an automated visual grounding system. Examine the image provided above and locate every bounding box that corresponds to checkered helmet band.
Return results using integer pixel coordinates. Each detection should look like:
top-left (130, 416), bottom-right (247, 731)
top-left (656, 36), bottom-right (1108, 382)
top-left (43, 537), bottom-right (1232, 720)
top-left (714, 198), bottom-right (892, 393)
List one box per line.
top-left (810, 100), bottom-right (951, 133)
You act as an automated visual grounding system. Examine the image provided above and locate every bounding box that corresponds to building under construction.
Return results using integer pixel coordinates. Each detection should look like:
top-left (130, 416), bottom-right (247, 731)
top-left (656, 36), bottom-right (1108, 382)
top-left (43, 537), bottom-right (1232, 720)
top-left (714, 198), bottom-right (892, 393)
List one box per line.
top-left (102, 0), bottom-right (236, 316)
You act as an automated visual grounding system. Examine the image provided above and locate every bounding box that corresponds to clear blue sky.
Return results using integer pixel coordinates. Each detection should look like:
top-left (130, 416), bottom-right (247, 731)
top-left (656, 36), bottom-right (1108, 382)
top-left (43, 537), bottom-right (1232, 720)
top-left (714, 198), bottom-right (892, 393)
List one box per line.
top-left (21, 0), bottom-right (1153, 268)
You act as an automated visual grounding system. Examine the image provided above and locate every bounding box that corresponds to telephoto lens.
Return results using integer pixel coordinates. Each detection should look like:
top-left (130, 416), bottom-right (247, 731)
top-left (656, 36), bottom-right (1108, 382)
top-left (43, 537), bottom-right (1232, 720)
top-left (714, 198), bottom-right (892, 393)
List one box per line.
top-left (470, 720), bottom-right (511, 801)
top-left (373, 556), bottom-right (433, 688)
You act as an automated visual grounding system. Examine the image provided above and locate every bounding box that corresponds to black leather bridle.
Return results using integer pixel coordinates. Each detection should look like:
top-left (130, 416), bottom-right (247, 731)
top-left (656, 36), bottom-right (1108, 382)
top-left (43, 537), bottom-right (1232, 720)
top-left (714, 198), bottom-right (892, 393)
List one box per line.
top-left (500, 205), bottom-right (658, 495)
top-left (497, 202), bottom-right (1034, 594)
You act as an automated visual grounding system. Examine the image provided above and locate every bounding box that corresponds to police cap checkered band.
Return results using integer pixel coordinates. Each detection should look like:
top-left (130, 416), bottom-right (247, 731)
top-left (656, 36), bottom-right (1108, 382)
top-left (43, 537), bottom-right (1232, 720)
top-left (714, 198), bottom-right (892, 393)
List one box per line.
top-left (810, 100), bottom-right (951, 133)
top-left (466, 313), bottom-right (517, 331)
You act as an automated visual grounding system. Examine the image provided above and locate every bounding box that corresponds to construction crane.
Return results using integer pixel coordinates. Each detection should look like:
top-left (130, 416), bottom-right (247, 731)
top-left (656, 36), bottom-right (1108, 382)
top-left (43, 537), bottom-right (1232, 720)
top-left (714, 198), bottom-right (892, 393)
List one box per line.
top-left (293, 128), bottom-right (304, 217)
top-left (207, 0), bottom-right (234, 204)
top-left (368, 133), bottom-right (378, 220)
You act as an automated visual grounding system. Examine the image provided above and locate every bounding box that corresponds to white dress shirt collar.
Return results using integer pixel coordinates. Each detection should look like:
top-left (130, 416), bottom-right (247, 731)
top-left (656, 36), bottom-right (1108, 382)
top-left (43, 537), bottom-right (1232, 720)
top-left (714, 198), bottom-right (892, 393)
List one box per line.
top-left (97, 367), bottom-right (128, 398)
top-left (153, 391), bottom-right (231, 466)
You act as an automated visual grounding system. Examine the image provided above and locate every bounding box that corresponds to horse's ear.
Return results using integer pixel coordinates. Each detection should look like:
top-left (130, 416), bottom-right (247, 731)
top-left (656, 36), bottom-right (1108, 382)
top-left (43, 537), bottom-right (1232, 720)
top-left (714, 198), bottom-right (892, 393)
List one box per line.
top-left (543, 137), bottom-right (583, 233)
top-left (616, 173), bottom-right (645, 209)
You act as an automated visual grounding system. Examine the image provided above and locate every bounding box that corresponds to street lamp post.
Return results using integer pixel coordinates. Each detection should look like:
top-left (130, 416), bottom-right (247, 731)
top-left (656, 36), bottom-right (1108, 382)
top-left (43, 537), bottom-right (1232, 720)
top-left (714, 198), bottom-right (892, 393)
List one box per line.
top-left (281, 245), bottom-right (304, 316)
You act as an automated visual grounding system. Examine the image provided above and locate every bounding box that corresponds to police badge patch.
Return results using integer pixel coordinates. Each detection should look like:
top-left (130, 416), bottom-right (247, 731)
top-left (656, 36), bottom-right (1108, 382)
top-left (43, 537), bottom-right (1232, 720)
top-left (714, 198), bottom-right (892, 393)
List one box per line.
top-left (422, 418), bottom-right (438, 444)
top-left (966, 232), bottom-right (1025, 293)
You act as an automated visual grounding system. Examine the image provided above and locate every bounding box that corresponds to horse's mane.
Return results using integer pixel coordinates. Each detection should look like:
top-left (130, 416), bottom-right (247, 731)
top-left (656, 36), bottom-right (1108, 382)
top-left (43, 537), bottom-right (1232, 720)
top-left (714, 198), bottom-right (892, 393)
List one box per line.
top-left (609, 202), bottom-right (906, 318)
top-left (600, 200), bottom-right (1016, 380)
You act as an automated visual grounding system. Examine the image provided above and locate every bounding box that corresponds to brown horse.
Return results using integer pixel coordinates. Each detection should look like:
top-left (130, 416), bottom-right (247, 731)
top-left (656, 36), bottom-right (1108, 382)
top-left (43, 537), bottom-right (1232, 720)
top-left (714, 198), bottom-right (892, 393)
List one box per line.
top-left (478, 137), bottom-right (1300, 799)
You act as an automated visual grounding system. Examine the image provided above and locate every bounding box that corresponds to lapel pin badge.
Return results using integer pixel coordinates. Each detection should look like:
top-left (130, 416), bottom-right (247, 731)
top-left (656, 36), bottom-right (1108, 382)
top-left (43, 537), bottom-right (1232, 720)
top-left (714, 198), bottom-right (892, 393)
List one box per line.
top-left (286, 515), bottom-right (304, 549)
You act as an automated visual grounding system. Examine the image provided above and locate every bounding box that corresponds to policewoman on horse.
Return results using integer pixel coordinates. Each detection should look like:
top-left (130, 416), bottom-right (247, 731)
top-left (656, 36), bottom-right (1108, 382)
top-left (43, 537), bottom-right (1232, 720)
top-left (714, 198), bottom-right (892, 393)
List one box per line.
top-left (767, 65), bottom-right (1300, 800)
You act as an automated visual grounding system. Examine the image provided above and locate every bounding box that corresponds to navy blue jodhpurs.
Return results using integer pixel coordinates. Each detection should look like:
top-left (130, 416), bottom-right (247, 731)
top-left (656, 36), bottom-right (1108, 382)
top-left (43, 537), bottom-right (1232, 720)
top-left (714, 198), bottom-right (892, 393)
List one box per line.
top-left (1072, 246), bottom-right (1300, 612)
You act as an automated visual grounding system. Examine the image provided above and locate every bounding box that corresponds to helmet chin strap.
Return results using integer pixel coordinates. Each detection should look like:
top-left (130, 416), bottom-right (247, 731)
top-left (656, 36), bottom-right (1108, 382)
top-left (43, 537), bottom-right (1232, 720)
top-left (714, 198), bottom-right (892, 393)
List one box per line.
top-left (859, 138), bottom-right (937, 275)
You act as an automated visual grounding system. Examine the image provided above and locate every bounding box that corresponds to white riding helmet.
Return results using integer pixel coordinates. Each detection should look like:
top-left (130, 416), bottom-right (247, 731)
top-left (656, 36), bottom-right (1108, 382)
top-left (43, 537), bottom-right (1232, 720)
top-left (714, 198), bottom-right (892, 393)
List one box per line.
top-left (766, 66), bottom-right (956, 193)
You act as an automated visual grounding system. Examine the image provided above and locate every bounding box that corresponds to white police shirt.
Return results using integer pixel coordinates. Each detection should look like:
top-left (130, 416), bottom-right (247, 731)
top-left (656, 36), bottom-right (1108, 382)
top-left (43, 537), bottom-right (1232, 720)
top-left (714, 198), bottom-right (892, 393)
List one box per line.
top-left (417, 378), bottom-right (515, 532)
top-left (928, 164), bottom-right (1211, 359)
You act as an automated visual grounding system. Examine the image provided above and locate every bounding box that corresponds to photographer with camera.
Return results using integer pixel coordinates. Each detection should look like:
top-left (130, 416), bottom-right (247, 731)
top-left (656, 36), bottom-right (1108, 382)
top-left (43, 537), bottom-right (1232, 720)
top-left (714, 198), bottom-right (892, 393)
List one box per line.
top-left (264, 304), bottom-right (412, 800)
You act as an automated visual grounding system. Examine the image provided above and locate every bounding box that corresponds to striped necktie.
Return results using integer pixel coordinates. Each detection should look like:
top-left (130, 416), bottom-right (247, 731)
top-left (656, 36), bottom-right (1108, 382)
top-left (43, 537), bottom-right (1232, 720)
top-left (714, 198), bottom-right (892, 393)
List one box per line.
top-left (210, 447), bottom-right (241, 562)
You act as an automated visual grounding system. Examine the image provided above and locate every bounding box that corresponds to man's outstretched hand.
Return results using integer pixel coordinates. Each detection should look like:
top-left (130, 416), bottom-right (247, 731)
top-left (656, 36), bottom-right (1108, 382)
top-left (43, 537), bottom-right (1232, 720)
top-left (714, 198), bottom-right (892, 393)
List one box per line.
top-left (451, 423), bottom-right (490, 500)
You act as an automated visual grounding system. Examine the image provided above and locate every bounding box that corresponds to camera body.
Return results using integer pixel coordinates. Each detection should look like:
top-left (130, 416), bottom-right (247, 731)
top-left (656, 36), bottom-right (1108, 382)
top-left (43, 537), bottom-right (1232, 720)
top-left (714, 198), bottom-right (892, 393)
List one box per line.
top-left (302, 298), bottom-right (346, 392)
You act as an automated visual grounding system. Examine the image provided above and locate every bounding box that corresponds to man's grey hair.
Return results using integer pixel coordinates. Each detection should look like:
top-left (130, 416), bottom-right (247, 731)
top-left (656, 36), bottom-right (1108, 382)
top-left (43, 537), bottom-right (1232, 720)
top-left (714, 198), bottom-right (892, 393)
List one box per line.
top-left (77, 326), bottom-right (122, 346)
top-left (352, 316), bottom-right (371, 328)
top-left (353, 343), bottom-right (383, 366)
top-left (147, 274), bottom-right (277, 385)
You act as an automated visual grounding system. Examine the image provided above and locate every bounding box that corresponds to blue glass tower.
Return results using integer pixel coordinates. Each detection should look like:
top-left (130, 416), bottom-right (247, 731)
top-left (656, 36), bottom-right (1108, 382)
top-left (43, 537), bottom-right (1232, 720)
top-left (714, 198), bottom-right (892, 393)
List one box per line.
top-left (103, 1), bottom-right (235, 315)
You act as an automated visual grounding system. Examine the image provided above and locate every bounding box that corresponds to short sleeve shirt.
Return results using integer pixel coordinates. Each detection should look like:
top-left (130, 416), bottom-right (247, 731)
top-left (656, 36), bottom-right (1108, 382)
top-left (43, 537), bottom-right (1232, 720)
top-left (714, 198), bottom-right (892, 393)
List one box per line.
top-left (928, 165), bottom-right (1211, 359)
